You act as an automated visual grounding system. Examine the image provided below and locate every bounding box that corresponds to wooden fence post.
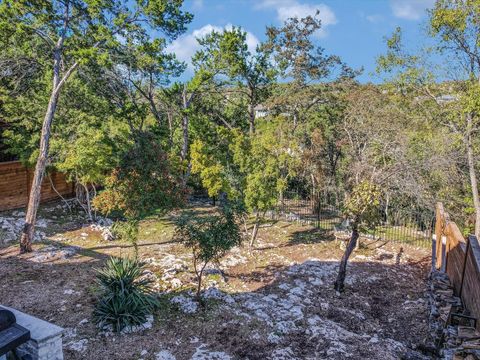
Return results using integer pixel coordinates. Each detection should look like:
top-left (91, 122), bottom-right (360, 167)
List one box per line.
top-left (459, 236), bottom-right (471, 298)
top-left (435, 203), bottom-right (448, 270)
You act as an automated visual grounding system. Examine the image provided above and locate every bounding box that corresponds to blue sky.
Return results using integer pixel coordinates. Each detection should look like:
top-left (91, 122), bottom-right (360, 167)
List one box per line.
top-left (167, 0), bottom-right (436, 82)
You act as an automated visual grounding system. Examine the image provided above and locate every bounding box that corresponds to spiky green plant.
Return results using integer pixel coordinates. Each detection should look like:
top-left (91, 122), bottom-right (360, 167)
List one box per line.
top-left (93, 257), bottom-right (159, 332)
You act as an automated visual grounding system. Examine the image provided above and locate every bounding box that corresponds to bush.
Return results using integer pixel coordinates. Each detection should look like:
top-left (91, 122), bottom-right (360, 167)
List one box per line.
top-left (175, 206), bottom-right (242, 298)
top-left (93, 257), bottom-right (159, 332)
top-left (93, 132), bottom-right (186, 220)
top-left (111, 220), bottom-right (140, 257)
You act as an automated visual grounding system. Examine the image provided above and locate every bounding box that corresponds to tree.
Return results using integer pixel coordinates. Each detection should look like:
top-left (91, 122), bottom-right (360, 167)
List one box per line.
top-left (93, 132), bottom-right (186, 256)
top-left (377, 7), bottom-right (480, 237)
top-left (175, 206), bottom-right (241, 299)
top-left (232, 119), bottom-right (301, 247)
top-left (193, 27), bottom-right (276, 134)
top-left (55, 127), bottom-right (117, 221)
top-left (190, 124), bottom-right (246, 202)
top-left (334, 181), bottom-right (382, 292)
top-left (0, 0), bottom-right (192, 252)
top-left (430, 0), bottom-right (480, 238)
top-left (264, 14), bottom-right (355, 131)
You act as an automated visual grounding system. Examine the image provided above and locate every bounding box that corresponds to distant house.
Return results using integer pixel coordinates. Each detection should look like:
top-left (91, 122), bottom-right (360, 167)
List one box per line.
top-left (414, 94), bottom-right (458, 104)
top-left (255, 104), bottom-right (270, 118)
top-left (436, 94), bottom-right (457, 104)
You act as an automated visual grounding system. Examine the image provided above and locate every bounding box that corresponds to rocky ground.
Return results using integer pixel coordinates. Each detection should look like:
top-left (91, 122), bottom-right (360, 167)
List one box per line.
top-left (0, 200), bottom-right (434, 359)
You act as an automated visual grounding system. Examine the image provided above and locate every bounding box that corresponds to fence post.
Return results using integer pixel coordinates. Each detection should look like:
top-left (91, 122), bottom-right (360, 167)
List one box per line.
top-left (435, 203), bottom-right (449, 270)
top-left (459, 236), bottom-right (471, 298)
top-left (441, 235), bottom-right (448, 272)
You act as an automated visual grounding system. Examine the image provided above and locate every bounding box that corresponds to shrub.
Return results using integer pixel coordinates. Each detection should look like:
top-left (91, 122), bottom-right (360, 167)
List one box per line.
top-left (111, 220), bottom-right (140, 257)
top-left (175, 206), bottom-right (241, 299)
top-left (93, 257), bottom-right (159, 332)
top-left (93, 132), bottom-right (186, 220)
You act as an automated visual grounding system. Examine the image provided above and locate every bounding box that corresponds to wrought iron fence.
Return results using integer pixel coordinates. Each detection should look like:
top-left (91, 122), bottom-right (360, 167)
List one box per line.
top-left (269, 190), bottom-right (434, 247)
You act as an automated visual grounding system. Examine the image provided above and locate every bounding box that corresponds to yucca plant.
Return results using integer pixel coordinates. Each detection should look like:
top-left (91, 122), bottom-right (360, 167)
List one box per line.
top-left (93, 257), bottom-right (159, 332)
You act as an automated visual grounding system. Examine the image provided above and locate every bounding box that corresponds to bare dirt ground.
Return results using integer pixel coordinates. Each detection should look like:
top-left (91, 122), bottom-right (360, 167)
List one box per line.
top-left (0, 201), bottom-right (433, 359)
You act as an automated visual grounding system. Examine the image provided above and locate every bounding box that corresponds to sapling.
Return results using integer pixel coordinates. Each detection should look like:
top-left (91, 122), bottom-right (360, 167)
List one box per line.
top-left (334, 181), bottom-right (382, 292)
top-left (176, 206), bottom-right (241, 299)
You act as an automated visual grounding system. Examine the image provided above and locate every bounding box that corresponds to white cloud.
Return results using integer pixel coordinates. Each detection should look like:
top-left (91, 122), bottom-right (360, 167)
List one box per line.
top-left (254, 0), bottom-right (337, 37)
top-left (390, 0), bottom-right (435, 20)
top-left (365, 14), bottom-right (384, 23)
top-left (166, 24), bottom-right (260, 72)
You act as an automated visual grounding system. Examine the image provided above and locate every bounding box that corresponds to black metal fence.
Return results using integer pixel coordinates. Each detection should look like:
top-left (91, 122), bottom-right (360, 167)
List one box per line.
top-left (269, 191), bottom-right (434, 247)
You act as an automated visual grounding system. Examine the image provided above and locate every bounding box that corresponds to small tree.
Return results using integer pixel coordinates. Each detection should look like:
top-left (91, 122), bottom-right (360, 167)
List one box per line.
top-left (233, 120), bottom-right (300, 248)
top-left (175, 207), bottom-right (241, 299)
top-left (0, 0), bottom-right (192, 253)
top-left (334, 181), bottom-right (382, 293)
top-left (55, 127), bottom-right (117, 221)
top-left (94, 132), bottom-right (185, 257)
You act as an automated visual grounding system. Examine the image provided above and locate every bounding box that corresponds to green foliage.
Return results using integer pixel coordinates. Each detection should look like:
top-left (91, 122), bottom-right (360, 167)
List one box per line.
top-left (93, 257), bottom-right (159, 332)
top-left (54, 127), bottom-right (117, 185)
top-left (0, 0), bottom-right (192, 166)
top-left (175, 206), bottom-right (241, 296)
top-left (190, 137), bottom-right (233, 198)
top-left (93, 132), bottom-right (186, 219)
top-left (238, 119), bottom-right (301, 212)
top-left (111, 220), bottom-right (140, 256)
top-left (176, 207), bottom-right (241, 265)
top-left (192, 26), bottom-right (277, 133)
top-left (344, 181), bottom-right (382, 230)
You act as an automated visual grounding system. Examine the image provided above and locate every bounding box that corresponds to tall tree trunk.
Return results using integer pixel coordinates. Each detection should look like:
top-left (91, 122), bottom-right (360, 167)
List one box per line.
top-left (19, 55), bottom-right (62, 253)
top-left (293, 111), bottom-right (298, 132)
top-left (83, 183), bottom-right (93, 222)
top-left (181, 113), bottom-right (189, 161)
top-left (167, 110), bottom-right (174, 148)
top-left (334, 223), bottom-right (359, 292)
top-left (248, 101), bottom-right (255, 134)
top-left (19, 4), bottom-right (76, 252)
top-left (249, 212), bottom-right (260, 248)
top-left (385, 192), bottom-right (390, 224)
top-left (466, 113), bottom-right (480, 238)
top-left (181, 85), bottom-right (190, 185)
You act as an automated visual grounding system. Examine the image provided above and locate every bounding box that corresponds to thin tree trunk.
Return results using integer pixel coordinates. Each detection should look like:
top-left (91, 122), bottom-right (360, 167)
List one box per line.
top-left (249, 212), bottom-right (260, 248)
top-left (181, 87), bottom-right (189, 161)
top-left (466, 113), bottom-right (480, 238)
top-left (248, 101), bottom-right (255, 134)
top-left (48, 173), bottom-right (71, 212)
top-left (181, 85), bottom-right (191, 186)
top-left (19, 1), bottom-right (76, 253)
top-left (167, 110), bottom-right (174, 148)
top-left (83, 183), bottom-right (93, 222)
top-left (385, 192), bottom-right (390, 224)
top-left (293, 111), bottom-right (298, 132)
top-left (334, 223), bottom-right (359, 293)
top-left (20, 70), bottom-right (61, 252)
top-left (243, 216), bottom-right (249, 236)
top-left (195, 262), bottom-right (208, 299)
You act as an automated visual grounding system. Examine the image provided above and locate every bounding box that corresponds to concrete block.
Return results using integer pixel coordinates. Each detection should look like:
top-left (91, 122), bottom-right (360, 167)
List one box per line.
top-left (0, 305), bottom-right (64, 360)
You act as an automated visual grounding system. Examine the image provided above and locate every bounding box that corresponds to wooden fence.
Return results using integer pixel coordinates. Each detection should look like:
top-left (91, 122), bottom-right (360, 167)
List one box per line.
top-left (0, 161), bottom-right (74, 211)
top-left (435, 202), bottom-right (480, 330)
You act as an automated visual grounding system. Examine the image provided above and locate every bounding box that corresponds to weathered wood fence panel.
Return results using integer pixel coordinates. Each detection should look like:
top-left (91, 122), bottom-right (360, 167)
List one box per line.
top-left (0, 161), bottom-right (74, 211)
top-left (435, 202), bottom-right (480, 330)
